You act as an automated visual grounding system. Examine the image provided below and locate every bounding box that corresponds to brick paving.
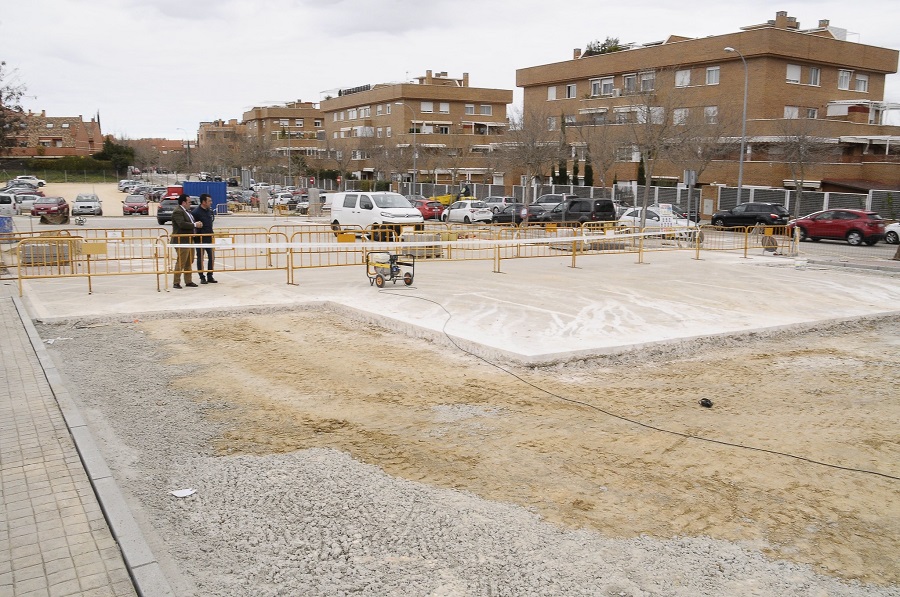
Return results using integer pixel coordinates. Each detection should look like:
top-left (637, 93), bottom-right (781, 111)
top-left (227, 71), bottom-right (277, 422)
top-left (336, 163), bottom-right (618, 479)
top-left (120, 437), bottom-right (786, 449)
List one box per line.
top-left (0, 295), bottom-right (137, 597)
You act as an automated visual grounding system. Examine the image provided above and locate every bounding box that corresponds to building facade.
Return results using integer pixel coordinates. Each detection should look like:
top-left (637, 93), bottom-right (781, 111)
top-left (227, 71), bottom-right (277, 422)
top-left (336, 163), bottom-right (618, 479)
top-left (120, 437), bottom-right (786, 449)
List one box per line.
top-left (516, 11), bottom-right (900, 193)
top-left (318, 71), bottom-right (513, 187)
top-left (3, 110), bottom-right (102, 158)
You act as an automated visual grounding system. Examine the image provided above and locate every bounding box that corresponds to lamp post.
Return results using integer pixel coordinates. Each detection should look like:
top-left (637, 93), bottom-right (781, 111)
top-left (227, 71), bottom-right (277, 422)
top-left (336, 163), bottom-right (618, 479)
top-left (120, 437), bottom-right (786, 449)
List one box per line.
top-left (176, 127), bottom-right (192, 178)
top-left (724, 47), bottom-right (748, 205)
top-left (395, 102), bottom-right (417, 195)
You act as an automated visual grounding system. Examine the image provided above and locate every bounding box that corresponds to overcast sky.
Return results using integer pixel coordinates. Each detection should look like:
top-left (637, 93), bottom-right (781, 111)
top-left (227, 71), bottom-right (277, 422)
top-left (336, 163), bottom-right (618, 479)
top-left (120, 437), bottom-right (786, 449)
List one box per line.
top-left (3, 0), bottom-right (899, 140)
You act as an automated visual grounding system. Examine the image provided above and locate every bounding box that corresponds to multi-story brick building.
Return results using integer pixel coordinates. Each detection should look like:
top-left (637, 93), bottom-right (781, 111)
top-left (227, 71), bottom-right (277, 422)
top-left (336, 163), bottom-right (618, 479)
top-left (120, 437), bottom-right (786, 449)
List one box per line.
top-left (3, 110), bottom-right (102, 158)
top-left (319, 71), bottom-right (513, 187)
top-left (516, 11), bottom-right (900, 193)
top-left (198, 118), bottom-right (245, 149)
top-left (242, 101), bottom-right (324, 161)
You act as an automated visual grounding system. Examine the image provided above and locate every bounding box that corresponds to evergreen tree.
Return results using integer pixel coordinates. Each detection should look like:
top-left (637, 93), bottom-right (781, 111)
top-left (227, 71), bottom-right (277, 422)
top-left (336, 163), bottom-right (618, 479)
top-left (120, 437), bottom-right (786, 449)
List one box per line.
top-left (584, 162), bottom-right (594, 187)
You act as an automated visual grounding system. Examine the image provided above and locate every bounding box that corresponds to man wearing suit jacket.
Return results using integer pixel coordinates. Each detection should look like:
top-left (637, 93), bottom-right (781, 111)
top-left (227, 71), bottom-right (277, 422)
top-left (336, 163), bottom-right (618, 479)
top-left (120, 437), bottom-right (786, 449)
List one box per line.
top-left (172, 194), bottom-right (202, 288)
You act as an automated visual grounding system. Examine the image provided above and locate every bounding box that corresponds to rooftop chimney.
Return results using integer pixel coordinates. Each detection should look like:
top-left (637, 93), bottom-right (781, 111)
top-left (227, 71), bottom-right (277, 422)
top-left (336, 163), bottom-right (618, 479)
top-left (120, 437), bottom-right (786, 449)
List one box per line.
top-left (462, 72), bottom-right (469, 87)
top-left (574, 48), bottom-right (582, 59)
top-left (819, 19), bottom-right (830, 28)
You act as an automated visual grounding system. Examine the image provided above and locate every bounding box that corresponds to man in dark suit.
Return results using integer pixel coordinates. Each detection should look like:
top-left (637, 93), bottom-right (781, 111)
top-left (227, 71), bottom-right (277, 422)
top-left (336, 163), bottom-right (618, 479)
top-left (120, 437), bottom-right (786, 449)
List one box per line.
top-left (192, 193), bottom-right (217, 284)
top-left (171, 194), bottom-right (202, 288)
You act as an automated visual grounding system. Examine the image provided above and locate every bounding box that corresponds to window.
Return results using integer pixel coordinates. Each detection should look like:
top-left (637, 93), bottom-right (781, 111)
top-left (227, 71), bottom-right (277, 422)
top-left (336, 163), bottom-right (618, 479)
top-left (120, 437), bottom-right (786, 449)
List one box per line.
top-left (438, 125), bottom-right (450, 134)
top-left (385, 104), bottom-right (391, 115)
top-left (61, 123), bottom-right (70, 128)
top-left (590, 79), bottom-right (601, 96)
top-left (640, 71), bottom-right (655, 91)
top-left (706, 67), bottom-right (720, 85)
top-left (547, 86), bottom-right (557, 100)
top-left (439, 102), bottom-right (450, 113)
top-left (674, 108), bottom-right (689, 125)
top-left (784, 106), bottom-right (799, 119)
top-left (333, 113), bottom-right (338, 122)
top-left (623, 74), bottom-right (636, 94)
top-left (465, 104), bottom-right (475, 115)
top-left (420, 101), bottom-right (433, 113)
top-left (339, 111), bottom-right (345, 120)
top-left (386, 126), bottom-right (391, 137)
top-left (704, 106), bottom-right (718, 124)
top-left (808, 67), bottom-right (820, 86)
top-left (590, 112), bottom-right (607, 125)
top-left (46, 123), bottom-right (54, 128)
top-left (675, 69), bottom-right (691, 87)
top-left (566, 84), bottom-right (576, 99)
top-left (786, 64), bottom-right (801, 83)
top-left (547, 116), bottom-right (558, 131)
top-left (376, 127), bottom-right (382, 138)
top-left (599, 77), bottom-right (614, 95)
top-left (314, 119), bottom-right (322, 127)
top-left (564, 115), bottom-right (576, 126)
top-left (294, 118), bottom-right (302, 127)
top-left (360, 106), bottom-right (371, 117)
top-left (480, 105), bottom-right (492, 115)
top-left (637, 106), bottom-right (664, 124)
top-left (376, 104), bottom-right (383, 115)
top-left (348, 108), bottom-right (358, 119)
top-left (806, 108), bottom-right (818, 119)
top-left (279, 119), bottom-right (289, 126)
top-left (838, 70), bottom-right (852, 90)
top-left (855, 74), bottom-right (869, 92)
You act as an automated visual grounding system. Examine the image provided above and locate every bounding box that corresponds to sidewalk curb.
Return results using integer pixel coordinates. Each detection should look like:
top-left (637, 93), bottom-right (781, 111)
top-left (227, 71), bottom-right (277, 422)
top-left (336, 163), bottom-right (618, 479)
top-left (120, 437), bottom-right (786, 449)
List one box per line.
top-left (12, 295), bottom-right (175, 597)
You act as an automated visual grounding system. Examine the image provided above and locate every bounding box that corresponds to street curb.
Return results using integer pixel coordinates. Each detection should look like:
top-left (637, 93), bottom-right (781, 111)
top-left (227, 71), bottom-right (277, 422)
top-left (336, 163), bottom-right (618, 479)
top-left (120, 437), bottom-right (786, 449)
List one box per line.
top-left (12, 295), bottom-right (175, 597)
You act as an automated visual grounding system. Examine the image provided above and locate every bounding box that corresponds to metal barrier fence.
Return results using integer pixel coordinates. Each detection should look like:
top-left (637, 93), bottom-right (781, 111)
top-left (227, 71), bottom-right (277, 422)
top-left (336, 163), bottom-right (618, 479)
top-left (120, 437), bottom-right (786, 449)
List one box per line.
top-left (8, 221), bottom-right (823, 295)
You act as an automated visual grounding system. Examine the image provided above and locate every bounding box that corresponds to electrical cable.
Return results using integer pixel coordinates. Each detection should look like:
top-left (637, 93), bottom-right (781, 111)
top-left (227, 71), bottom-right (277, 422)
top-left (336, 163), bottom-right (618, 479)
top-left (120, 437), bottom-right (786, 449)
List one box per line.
top-left (381, 288), bottom-right (899, 482)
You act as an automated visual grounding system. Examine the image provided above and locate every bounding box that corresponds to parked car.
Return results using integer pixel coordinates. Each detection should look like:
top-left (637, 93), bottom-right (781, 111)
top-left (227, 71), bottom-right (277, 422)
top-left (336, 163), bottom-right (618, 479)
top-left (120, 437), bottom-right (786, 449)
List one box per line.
top-left (884, 222), bottom-right (900, 244)
top-left (6, 186), bottom-right (45, 197)
top-left (157, 197), bottom-right (199, 225)
top-left (491, 203), bottom-right (526, 224)
top-left (123, 194), bottom-right (150, 215)
top-left (711, 202), bottom-right (790, 227)
top-left (534, 198), bottom-right (618, 224)
top-left (119, 180), bottom-right (141, 192)
top-left (268, 192), bottom-right (296, 209)
top-left (0, 193), bottom-right (18, 216)
top-left (411, 199), bottom-right (444, 220)
top-left (5, 179), bottom-right (39, 191)
top-left (618, 207), bottom-right (698, 238)
top-left (534, 193), bottom-right (578, 210)
top-left (72, 193), bottom-right (103, 216)
top-left (441, 200), bottom-right (493, 223)
top-left (13, 175), bottom-right (46, 187)
top-left (227, 177), bottom-right (240, 187)
top-left (788, 209), bottom-right (885, 246)
top-left (483, 196), bottom-right (518, 213)
top-left (14, 194), bottom-right (41, 213)
top-left (30, 196), bottom-right (69, 217)
top-left (329, 192), bottom-right (423, 238)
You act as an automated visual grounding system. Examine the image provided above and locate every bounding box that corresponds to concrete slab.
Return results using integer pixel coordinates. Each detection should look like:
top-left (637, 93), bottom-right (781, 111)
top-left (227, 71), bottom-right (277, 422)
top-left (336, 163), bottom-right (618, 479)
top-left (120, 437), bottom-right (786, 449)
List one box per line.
top-left (18, 250), bottom-right (900, 365)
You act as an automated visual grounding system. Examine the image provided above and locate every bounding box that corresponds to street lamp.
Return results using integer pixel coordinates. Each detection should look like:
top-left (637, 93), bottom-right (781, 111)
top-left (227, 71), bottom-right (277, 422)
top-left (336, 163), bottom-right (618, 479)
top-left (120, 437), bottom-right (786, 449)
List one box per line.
top-left (724, 47), bottom-right (748, 205)
top-left (176, 127), bottom-right (192, 177)
top-left (395, 102), bottom-right (417, 195)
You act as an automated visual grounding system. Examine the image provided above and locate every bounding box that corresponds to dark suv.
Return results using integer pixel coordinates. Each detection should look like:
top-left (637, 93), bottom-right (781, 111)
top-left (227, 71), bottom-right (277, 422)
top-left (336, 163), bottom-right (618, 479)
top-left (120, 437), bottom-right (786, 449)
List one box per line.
top-left (711, 202), bottom-right (789, 227)
top-left (156, 197), bottom-right (199, 225)
top-left (535, 198), bottom-right (617, 224)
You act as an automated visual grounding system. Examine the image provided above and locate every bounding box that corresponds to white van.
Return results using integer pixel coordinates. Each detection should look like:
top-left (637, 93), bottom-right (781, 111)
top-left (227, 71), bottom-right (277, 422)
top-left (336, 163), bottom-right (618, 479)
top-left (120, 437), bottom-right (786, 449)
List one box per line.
top-left (330, 192), bottom-right (424, 237)
top-left (0, 193), bottom-right (19, 216)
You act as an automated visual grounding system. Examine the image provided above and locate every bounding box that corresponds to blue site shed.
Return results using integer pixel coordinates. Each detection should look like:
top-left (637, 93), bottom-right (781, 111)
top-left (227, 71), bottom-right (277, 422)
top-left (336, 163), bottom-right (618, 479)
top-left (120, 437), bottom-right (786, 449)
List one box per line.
top-left (182, 182), bottom-right (228, 213)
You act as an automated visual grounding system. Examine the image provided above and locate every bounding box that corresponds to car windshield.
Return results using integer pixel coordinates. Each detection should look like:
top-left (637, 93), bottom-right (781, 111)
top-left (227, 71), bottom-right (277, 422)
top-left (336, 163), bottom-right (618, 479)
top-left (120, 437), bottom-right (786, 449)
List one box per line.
top-left (470, 202), bottom-right (487, 209)
top-left (35, 197), bottom-right (57, 204)
top-left (76, 195), bottom-right (97, 202)
top-left (127, 196), bottom-right (147, 203)
top-left (372, 194), bottom-right (412, 208)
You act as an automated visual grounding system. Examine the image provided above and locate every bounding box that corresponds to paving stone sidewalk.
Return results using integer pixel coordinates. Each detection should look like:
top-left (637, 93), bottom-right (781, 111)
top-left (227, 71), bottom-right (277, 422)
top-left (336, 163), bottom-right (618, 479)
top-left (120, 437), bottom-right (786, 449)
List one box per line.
top-left (0, 295), bottom-right (138, 597)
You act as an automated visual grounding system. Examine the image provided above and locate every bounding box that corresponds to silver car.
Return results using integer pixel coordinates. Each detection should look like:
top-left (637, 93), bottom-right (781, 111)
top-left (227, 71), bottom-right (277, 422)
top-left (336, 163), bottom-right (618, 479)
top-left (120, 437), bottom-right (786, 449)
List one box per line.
top-left (72, 193), bottom-right (103, 216)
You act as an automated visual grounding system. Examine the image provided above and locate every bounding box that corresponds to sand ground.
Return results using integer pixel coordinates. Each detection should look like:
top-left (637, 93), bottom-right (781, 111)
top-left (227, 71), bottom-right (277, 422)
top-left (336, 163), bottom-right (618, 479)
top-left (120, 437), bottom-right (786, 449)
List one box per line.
top-left (136, 310), bottom-right (899, 586)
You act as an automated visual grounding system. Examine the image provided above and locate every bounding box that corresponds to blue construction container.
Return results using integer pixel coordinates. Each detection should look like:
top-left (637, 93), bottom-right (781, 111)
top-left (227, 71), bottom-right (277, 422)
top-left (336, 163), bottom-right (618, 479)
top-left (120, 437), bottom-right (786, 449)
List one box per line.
top-left (182, 182), bottom-right (227, 213)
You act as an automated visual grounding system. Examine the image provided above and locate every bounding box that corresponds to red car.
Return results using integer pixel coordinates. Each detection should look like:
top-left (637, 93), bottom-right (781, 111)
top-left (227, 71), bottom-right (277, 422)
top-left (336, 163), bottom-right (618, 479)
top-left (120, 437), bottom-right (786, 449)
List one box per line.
top-left (123, 194), bottom-right (150, 215)
top-left (411, 199), bottom-right (444, 220)
top-left (30, 196), bottom-right (69, 216)
top-left (789, 209), bottom-right (885, 246)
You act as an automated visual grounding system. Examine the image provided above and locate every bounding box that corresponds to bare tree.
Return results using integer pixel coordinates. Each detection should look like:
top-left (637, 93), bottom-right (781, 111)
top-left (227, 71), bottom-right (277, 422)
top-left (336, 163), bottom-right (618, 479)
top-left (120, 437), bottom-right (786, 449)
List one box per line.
top-left (575, 114), bottom-right (628, 197)
top-left (0, 61), bottom-right (26, 156)
top-left (776, 115), bottom-right (837, 217)
top-left (500, 106), bottom-right (562, 204)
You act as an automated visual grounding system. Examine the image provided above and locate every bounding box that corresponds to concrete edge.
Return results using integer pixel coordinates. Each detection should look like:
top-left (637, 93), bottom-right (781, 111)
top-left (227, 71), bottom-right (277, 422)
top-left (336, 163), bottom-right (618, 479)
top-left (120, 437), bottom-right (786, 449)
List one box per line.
top-left (12, 295), bottom-right (175, 597)
top-left (29, 300), bottom-right (900, 368)
top-left (805, 257), bottom-right (900, 273)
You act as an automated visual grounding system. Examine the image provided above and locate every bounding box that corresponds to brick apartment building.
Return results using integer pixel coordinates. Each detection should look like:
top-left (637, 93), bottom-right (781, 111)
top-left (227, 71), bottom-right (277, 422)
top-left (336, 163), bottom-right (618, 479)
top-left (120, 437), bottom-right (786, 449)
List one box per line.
top-left (242, 101), bottom-right (324, 162)
top-left (3, 110), bottom-right (102, 158)
top-left (516, 11), bottom-right (900, 193)
top-left (318, 71), bottom-right (513, 186)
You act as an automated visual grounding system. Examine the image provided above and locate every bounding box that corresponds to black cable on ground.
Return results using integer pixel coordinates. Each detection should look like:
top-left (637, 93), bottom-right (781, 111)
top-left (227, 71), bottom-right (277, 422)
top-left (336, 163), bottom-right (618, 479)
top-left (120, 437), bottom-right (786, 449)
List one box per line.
top-left (381, 288), bottom-right (899, 482)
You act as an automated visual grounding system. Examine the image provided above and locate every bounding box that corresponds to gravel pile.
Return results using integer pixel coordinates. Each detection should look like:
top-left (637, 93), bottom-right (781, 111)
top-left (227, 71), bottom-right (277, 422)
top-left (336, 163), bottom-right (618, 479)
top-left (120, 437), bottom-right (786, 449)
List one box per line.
top-left (39, 320), bottom-right (900, 597)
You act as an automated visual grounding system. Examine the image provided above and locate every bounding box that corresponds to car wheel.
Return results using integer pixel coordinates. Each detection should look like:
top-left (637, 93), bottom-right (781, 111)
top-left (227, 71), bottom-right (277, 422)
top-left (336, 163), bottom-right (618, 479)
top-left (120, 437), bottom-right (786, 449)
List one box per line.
top-left (886, 230), bottom-right (899, 244)
top-left (492, 206), bottom-right (500, 213)
top-left (846, 230), bottom-right (863, 246)
top-left (797, 226), bottom-right (809, 241)
top-left (98, 210), bottom-right (103, 216)
top-left (464, 216), bottom-right (471, 224)
top-left (712, 218), bottom-right (726, 227)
